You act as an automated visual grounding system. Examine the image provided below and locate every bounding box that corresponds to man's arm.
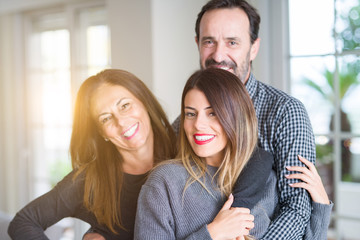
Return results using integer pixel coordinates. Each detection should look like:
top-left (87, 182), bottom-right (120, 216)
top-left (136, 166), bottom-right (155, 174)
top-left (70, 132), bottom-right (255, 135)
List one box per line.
top-left (261, 100), bottom-right (315, 239)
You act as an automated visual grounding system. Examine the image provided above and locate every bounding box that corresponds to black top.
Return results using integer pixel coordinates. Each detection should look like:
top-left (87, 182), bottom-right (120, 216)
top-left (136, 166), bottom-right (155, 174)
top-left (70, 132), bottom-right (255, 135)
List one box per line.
top-left (8, 170), bottom-right (147, 240)
top-left (97, 172), bottom-right (147, 239)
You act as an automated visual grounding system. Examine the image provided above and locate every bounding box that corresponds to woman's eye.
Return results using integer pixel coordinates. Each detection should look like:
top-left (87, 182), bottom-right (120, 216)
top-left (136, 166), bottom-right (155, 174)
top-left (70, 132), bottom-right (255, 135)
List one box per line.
top-left (101, 116), bottom-right (112, 124)
top-left (185, 112), bottom-right (196, 118)
top-left (209, 112), bottom-right (216, 117)
top-left (121, 103), bottom-right (130, 110)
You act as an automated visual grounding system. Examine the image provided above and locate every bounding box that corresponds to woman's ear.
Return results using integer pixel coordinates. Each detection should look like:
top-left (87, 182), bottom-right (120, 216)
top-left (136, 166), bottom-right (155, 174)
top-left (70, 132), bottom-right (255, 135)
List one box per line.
top-left (97, 127), bottom-right (109, 142)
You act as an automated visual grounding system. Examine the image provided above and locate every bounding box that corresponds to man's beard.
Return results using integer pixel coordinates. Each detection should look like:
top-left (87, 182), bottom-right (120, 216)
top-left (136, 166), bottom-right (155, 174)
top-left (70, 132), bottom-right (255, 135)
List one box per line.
top-left (202, 51), bottom-right (251, 83)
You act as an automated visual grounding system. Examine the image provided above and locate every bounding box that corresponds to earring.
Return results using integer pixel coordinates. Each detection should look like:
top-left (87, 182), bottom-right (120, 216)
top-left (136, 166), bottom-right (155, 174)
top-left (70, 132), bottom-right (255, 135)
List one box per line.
top-left (104, 138), bottom-right (109, 142)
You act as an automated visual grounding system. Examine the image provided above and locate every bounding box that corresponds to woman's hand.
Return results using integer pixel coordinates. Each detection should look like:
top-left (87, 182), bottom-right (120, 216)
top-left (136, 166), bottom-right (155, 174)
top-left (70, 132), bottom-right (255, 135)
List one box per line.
top-left (286, 155), bottom-right (330, 205)
top-left (207, 194), bottom-right (254, 240)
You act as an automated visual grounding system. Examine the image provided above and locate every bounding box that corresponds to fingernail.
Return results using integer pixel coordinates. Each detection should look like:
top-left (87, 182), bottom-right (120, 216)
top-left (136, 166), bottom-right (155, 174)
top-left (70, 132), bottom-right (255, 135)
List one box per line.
top-left (229, 193), bottom-right (233, 199)
top-left (286, 166), bottom-right (291, 170)
top-left (285, 175), bottom-right (289, 178)
top-left (289, 183), bottom-right (294, 187)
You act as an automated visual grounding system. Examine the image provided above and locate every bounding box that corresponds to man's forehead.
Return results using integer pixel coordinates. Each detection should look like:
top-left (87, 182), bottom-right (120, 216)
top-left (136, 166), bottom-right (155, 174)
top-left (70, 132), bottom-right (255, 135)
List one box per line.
top-left (199, 8), bottom-right (250, 37)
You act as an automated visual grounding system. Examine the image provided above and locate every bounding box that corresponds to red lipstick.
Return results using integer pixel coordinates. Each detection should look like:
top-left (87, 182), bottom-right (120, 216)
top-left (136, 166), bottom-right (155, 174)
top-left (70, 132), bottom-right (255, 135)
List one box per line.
top-left (193, 134), bottom-right (215, 145)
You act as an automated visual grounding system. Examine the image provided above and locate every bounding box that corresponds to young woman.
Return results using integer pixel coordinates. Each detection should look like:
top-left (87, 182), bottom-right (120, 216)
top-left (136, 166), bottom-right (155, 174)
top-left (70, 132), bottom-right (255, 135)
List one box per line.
top-left (134, 68), bottom-right (333, 240)
top-left (8, 69), bottom-right (177, 240)
top-left (134, 68), bottom-right (277, 240)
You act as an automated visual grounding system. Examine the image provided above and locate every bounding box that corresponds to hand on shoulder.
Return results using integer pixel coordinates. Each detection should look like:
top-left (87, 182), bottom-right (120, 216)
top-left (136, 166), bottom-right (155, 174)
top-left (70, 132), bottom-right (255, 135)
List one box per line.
top-left (286, 155), bottom-right (330, 205)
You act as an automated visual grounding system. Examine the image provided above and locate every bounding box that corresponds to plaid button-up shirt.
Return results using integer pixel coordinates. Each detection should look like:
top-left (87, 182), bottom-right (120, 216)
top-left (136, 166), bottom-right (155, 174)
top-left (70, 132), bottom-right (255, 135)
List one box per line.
top-left (246, 73), bottom-right (315, 239)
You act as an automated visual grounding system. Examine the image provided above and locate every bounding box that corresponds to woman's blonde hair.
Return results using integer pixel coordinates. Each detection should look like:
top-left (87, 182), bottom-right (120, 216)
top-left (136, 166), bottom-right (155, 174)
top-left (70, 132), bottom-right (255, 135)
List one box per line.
top-left (70, 69), bottom-right (176, 233)
top-left (179, 68), bottom-right (258, 197)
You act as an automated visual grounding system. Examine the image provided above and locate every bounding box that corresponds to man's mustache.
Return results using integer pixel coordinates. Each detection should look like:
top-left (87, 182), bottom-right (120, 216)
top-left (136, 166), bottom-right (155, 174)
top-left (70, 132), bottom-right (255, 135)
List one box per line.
top-left (205, 59), bottom-right (237, 69)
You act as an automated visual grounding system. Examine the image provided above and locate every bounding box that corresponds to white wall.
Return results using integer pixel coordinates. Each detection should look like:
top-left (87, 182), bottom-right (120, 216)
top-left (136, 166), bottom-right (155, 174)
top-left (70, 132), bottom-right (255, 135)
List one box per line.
top-left (151, 0), bottom-right (207, 122)
top-left (107, 0), bottom-right (153, 86)
top-left (250, 0), bottom-right (288, 90)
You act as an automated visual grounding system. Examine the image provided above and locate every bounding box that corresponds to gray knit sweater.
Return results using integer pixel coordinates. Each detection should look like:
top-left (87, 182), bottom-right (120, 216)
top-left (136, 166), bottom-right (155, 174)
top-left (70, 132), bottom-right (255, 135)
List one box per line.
top-left (134, 161), bottom-right (333, 240)
top-left (134, 162), bottom-right (278, 240)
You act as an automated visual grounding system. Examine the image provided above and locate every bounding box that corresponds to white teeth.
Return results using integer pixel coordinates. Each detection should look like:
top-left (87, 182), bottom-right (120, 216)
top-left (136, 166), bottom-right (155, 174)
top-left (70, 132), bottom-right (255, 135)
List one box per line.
top-left (123, 123), bottom-right (138, 137)
top-left (195, 135), bottom-right (214, 141)
top-left (219, 66), bottom-right (230, 70)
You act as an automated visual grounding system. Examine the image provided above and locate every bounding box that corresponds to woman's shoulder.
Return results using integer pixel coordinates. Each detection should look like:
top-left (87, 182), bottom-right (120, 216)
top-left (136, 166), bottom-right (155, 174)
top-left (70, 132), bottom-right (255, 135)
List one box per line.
top-left (50, 170), bottom-right (85, 200)
top-left (145, 159), bottom-right (188, 186)
top-left (155, 158), bottom-right (184, 169)
top-left (54, 170), bottom-right (83, 186)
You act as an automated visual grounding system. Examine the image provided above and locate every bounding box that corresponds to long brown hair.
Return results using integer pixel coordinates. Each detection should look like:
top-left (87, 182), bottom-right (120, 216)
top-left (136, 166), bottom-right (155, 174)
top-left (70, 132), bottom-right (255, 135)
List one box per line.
top-left (179, 68), bottom-right (258, 196)
top-left (70, 69), bottom-right (176, 233)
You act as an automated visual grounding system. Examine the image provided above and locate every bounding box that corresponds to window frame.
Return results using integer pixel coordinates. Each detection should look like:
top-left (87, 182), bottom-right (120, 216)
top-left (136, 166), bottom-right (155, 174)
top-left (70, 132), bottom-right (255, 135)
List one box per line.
top-left (22, 0), bottom-right (108, 201)
top-left (281, 0), bottom-right (360, 239)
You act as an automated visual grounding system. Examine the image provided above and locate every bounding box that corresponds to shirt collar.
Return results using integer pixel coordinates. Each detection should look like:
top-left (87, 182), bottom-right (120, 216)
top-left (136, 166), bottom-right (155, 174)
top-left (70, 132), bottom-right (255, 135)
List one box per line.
top-left (245, 72), bottom-right (257, 99)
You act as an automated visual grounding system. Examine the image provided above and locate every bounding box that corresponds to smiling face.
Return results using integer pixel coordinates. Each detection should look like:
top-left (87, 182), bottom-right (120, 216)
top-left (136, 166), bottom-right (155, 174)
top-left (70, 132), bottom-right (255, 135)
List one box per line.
top-left (197, 8), bottom-right (260, 83)
top-left (183, 88), bottom-right (227, 167)
top-left (91, 83), bottom-right (153, 155)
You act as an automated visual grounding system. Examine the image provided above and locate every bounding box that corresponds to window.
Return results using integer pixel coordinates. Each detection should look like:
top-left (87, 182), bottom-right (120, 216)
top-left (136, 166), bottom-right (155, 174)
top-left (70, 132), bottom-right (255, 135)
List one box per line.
top-left (289, 0), bottom-right (360, 239)
top-left (24, 2), bottom-right (110, 238)
top-left (27, 12), bottom-right (72, 196)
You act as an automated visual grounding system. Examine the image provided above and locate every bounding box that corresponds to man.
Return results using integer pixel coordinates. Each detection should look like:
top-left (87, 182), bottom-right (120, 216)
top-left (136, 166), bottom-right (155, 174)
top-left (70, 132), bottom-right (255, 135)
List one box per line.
top-left (193, 0), bottom-right (315, 239)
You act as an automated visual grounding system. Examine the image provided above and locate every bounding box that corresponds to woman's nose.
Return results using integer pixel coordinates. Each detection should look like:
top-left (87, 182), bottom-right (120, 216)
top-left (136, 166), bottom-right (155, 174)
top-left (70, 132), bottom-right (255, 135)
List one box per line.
top-left (194, 113), bottom-right (207, 130)
top-left (114, 114), bottom-right (127, 127)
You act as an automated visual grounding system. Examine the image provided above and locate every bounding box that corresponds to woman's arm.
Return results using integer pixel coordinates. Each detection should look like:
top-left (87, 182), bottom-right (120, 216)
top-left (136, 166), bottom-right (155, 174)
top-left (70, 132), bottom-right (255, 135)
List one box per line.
top-left (285, 155), bottom-right (329, 205)
top-left (286, 155), bottom-right (333, 240)
top-left (8, 171), bottom-right (85, 240)
top-left (231, 148), bottom-right (274, 208)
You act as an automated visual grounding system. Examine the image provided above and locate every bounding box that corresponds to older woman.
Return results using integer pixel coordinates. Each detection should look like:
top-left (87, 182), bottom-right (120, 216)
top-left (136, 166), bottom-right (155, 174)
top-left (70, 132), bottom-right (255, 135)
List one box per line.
top-left (8, 69), bottom-right (177, 240)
